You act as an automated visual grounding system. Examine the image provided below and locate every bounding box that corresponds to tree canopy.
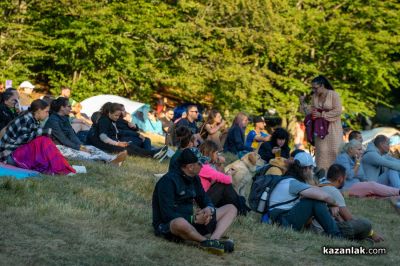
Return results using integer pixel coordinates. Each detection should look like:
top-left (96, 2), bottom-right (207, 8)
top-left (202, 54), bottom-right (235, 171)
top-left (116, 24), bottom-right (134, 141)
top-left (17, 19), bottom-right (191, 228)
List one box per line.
top-left (1, 0), bottom-right (400, 126)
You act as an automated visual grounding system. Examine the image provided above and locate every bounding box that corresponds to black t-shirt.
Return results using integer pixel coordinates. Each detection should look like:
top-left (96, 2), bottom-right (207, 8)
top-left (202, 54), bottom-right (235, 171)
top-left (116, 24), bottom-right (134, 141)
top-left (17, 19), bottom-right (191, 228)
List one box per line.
top-left (176, 118), bottom-right (198, 134)
top-left (160, 117), bottom-right (173, 134)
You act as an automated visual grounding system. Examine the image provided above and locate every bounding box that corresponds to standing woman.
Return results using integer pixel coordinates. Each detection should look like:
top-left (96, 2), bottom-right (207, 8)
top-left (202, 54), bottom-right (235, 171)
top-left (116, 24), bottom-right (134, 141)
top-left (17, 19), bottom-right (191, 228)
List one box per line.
top-left (0, 99), bottom-right (75, 175)
top-left (199, 109), bottom-right (226, 150)
top-left (300, 76), bottom-right (343, 170)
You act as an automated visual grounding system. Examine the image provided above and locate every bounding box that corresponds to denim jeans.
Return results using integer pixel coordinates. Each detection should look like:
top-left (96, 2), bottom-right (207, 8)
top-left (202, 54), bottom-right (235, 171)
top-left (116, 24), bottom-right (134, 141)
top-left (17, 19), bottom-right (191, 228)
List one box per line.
top-left (271, 198), bottom-right (341, 237)
top-left (377, 169), bottom-right (400, 188)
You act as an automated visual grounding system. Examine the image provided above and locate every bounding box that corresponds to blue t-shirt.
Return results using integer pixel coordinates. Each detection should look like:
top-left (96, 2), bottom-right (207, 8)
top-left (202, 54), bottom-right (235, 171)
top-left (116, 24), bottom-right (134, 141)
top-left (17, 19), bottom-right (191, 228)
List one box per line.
top-left (245, 130), bottom-right (268, 149)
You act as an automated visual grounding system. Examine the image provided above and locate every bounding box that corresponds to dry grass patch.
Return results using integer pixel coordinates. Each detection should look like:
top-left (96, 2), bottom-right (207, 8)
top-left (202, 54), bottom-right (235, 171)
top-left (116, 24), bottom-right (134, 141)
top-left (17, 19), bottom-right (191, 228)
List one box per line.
top-left (0, 156), bottom-right (399, 265)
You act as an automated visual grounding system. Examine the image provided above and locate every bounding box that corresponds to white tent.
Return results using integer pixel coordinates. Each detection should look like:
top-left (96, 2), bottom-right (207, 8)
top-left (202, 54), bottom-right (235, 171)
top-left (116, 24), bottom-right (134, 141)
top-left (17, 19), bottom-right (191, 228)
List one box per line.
top-left (361, 127), bottom-right (400, 145)
top-left (80, 95), bottom-right (145, 117)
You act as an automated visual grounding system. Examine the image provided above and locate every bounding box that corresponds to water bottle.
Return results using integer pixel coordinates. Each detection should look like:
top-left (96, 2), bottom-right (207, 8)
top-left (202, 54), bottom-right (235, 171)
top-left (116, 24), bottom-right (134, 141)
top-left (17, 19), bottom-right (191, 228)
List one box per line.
top-left (257, 188), bottom-right (269, 213)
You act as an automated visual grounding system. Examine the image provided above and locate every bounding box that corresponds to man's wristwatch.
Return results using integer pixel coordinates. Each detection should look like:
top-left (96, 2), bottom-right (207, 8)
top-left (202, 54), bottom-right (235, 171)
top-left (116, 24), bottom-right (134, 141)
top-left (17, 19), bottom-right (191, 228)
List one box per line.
top-left (208, 206), bottom-right (216, 216)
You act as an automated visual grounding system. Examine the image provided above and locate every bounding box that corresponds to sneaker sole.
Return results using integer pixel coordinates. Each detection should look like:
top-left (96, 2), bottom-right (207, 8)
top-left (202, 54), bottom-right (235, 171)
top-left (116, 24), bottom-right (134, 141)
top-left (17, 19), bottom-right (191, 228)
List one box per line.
top-left (154, 146), bottom-right (168, 159)
top-left (200, 246), bottom-right (224, 255)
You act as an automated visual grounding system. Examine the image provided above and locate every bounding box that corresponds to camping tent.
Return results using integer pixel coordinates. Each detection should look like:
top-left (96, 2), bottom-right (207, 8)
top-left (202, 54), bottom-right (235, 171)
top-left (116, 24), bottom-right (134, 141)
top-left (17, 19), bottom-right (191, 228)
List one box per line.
top-left (80, 95), bottom-right (145, 117)
top-left (361, 127), bottom-right (400, 145)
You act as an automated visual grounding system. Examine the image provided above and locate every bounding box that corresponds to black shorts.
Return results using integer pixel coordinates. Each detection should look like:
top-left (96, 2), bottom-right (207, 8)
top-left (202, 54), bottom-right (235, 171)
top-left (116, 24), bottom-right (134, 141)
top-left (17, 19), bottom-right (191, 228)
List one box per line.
top-left (155, 212), bottom-right (217, 242)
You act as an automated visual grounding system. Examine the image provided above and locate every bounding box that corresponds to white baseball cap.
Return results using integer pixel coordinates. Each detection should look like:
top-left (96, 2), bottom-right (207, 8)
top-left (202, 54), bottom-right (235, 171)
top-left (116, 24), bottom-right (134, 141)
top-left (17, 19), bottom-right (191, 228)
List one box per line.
top-left (294, 152), bottom-right (316, 167)
top-left (19, 81), bottom-right (35, 89)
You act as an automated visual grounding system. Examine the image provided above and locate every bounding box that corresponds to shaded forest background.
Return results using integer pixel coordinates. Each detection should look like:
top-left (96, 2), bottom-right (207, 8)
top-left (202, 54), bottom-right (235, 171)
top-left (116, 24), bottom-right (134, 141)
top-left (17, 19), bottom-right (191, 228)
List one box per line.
top-left (1, 0), bottom-right (400, 127)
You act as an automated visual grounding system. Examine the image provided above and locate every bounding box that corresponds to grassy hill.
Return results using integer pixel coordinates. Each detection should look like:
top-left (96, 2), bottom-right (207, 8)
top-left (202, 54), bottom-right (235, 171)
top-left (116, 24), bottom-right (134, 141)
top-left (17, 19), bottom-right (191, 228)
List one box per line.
top-left (0, 156), bottom-right (399, 265)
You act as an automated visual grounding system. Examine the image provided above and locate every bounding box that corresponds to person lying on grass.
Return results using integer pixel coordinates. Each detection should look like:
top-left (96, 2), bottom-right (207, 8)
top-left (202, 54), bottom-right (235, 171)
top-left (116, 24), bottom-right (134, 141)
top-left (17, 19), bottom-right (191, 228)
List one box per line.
top-left (152, 148), bottom-right (237, 255)
top-left (317, 164), bottom-right (384, 242)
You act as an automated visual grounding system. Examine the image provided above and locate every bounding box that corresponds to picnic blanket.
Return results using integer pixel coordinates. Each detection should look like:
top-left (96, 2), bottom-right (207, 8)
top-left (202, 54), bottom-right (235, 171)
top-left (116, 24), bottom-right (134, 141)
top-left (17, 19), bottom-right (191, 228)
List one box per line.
top-left (0, 162), bottom-right (39, 179)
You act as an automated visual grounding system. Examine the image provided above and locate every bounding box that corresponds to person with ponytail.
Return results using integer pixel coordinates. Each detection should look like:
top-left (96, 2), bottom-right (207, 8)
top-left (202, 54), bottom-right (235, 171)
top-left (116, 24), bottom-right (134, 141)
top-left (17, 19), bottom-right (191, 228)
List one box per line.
top-left (0, 99), bottom-right (75, 175)
top-left (44, 97), bottom-right (127, 166)
top-left (300, 75), bottom-right (343, 171)
top-left (87, 102), bottom-right (167, 159)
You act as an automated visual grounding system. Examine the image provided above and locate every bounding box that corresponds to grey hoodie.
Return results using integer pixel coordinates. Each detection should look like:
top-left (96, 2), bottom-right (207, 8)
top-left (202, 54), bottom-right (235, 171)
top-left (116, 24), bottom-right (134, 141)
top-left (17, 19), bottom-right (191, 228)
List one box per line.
top-left (361, 142), bottom-right (400, 181)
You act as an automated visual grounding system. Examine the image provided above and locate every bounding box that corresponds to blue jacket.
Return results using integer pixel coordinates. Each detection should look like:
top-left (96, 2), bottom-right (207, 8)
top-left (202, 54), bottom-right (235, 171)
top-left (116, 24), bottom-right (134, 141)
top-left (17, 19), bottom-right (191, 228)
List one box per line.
top-left (152, 166), bottom-right (214, 230)
top-left (334, 152), bottom-right (365, 190)
top-left (361, 142), bottom-right (400, 181)
top-left (224, 125), bottom-right (253, 154)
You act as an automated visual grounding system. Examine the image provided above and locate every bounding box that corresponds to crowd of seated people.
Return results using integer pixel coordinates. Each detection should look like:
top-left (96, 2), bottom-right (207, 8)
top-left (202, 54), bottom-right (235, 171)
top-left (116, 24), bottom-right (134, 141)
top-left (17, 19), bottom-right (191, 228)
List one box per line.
top-left (2, 81), bottom-right (398, 256)
top-left (0, 85), bottom-right (172, 176)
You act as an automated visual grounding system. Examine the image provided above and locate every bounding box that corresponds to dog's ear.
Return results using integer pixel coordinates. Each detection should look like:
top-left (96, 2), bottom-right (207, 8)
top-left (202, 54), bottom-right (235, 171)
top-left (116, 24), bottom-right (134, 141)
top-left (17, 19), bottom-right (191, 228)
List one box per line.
top-left (248, 152), bottom-right (257, 165)
top-left (226, 167), bottom-right (238, 175)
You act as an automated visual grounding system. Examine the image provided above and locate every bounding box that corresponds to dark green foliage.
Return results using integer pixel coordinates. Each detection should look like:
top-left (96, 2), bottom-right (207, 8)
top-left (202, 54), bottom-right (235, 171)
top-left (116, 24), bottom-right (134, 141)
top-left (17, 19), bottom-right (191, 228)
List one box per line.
top-left (1, 0), bottom-right (399, 126)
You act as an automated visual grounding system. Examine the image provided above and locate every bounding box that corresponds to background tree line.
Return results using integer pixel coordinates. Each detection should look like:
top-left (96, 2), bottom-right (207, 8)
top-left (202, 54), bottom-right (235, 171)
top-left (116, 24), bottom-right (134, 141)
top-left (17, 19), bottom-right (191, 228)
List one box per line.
top-left (1, 0), bottom-right (399, 128)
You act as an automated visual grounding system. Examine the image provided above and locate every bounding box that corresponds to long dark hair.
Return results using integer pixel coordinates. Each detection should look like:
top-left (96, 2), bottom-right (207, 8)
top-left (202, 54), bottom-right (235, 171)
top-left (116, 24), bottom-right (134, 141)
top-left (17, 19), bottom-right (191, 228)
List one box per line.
top-left (285, 160), bottom-right (311, 184)
top-left (270, 127), bottom-right (290, 149)
top-left (0, 90), bottom-right (15, 104)
top-left (200, 109), bottom-right (221, 139)
top-left (100, 102), bottom-right (113, 116)
top-left (50, 97), bottom-right (69, 113)
top-left (311, 75), bottom-right (334, 90)
top-left (175, 126), bottom-right (193, 149)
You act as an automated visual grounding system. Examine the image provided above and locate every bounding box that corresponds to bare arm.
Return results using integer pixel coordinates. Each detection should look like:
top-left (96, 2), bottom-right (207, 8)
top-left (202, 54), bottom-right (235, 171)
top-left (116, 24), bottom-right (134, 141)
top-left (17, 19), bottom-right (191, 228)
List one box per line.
top-left (339, 207), bottom-right (353, 221)
top-left (254, 134), bottom-right (271, 142)
top-left (299, 187), bottom-right (337, 206)
top-left (205, 122), bottom-right (224, 135)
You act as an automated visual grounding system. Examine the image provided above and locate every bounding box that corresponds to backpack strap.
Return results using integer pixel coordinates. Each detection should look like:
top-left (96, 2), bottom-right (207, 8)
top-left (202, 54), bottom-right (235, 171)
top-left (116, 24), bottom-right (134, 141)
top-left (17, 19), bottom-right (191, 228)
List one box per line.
top-left (318, 183), bottom-right (335, 187)
top-left (268, 196), bottom-right (299, 211)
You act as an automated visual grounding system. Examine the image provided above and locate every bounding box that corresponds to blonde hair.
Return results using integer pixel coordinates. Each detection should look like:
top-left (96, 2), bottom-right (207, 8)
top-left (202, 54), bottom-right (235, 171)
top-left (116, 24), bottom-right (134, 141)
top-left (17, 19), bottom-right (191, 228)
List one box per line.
top-left (341, 139), bottom-right (362, 154)
top-left (231, 112), bottom-right (248, 128)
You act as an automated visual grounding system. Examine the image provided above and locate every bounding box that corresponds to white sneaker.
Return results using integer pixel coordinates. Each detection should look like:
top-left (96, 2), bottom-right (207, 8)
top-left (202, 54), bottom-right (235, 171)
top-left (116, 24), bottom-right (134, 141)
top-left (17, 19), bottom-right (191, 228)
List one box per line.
top-left (153, 145), bottom-right (168, 159)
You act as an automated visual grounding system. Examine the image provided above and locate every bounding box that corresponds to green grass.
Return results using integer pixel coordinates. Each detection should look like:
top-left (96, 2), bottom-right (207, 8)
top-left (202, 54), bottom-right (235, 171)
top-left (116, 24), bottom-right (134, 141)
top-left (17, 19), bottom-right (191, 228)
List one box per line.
top-left (0, 156), bottom-right (399, 265)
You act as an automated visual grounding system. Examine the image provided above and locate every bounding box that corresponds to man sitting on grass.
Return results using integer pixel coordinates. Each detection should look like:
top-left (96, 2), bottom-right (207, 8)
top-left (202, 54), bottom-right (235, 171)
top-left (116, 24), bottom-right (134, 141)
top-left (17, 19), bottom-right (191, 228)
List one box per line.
top-left (318, 164), bottom-right (384, 242)
top-left (152, 148), bottom-right (237, 254)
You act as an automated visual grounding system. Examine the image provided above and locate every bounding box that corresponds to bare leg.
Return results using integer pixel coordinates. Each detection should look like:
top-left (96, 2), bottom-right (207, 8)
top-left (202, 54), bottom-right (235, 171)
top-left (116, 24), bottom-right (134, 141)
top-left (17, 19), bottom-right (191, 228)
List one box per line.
top-left (210, 204), bottom-right (237, 239)
top-left (170, 218), bottom-right (207, 242)
top-left (349, 181), bottom-right (399, 197)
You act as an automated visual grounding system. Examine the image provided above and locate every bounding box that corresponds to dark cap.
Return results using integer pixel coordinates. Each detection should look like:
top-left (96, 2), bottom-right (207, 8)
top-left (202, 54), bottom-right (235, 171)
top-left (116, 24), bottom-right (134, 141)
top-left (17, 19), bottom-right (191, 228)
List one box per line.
top-left (253, 116), bottom-right (265, 124)
top-left (178, 148), bottom-right (199, 166)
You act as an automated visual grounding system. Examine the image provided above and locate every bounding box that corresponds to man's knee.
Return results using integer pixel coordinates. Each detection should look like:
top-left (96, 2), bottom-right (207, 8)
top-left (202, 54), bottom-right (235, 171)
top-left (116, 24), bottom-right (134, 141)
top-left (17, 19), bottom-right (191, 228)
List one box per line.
top-left (217, 204), bottom-right (238, 217)
top-left (388, 169), bottom-right (399, 176)
top-left (170, 217), bottom-right (191, 233)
